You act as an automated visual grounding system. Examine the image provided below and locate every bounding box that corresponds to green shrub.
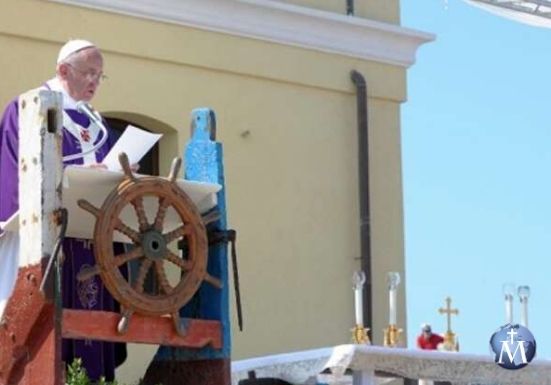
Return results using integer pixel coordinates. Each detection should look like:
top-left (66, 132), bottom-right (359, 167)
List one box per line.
top-left (65, 358), bottom-right (161, 385)
top-left (66, 359), bottom-right (118, 385)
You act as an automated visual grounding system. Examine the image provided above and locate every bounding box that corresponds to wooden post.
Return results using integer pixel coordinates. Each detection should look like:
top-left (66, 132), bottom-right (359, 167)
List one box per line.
top-left (143, 108), bottom-right (230, 385)
top-left (0, 89), bottom-right (63, 385)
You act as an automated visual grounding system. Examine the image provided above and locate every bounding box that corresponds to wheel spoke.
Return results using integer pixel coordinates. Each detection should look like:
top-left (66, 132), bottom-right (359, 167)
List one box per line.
top-left (154, 261), bottom-right (173, 294)
top-left (119, 152), bottom-right (136, 182)
top-left (204, 273), bottom-right (223, 289)
top-left (133, 259), bottom-right (152, 293)
top-left (114, 219), bottom-right (141, 244)
top-left (153, 197), bottom-right (170, 231)
top-left (77, 199), bottom-right (101, 218)
top-left (165, 250), bottom-right (192, 271)
top-left (167, 157), bottom-right (182, 183)
top-left (172, 311), bottom-right (186, 337)
top-left (202, 210), bottom-right (220, 226)
top-left (164, 224), bottom-right (192, 244)
top-left (117, 308), bottom-right (133, 335)
top-left (132, 196), bottom-right (149, 231)
top-left (76, 265), bottom-right (100, 281)
top-left (114, 247), bottom-right (144, 267)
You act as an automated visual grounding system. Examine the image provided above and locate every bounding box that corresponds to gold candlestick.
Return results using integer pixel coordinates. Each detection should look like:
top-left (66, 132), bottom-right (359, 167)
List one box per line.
top-left (351, 324), bottom-right (371, 344)
top-left (383, 324), bottom-right (402, 347)
top-left (441, 330), bottom-right (459, 351)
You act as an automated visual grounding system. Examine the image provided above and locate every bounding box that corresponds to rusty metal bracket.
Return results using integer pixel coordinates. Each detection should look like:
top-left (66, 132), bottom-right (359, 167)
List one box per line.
top-left (39, 208), bottom-right (68, 302)
top-left (208, 229), bottom-right (242, 332)
top-left (177, 227), bottom-right (242, 331)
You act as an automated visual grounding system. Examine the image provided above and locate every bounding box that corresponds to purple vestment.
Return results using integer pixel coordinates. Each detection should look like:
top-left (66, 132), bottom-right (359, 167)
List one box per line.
top-left (0, 96), bottom-right (126, 381)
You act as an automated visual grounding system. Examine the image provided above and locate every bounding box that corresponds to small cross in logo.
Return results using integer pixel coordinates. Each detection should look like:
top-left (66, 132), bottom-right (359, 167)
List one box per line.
top-left (507, 328), bottom-right (518, 344)
top-left (80, 129), bottom-right (91, 142)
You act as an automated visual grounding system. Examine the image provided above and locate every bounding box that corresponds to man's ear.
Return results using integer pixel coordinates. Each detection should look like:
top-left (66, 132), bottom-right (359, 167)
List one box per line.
top-left (57, 63), bottom-right (69, 79)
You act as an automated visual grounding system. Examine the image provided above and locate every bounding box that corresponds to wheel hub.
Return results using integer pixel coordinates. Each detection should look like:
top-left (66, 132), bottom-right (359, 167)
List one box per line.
top-left (142, 229), bottom-right (167, 261)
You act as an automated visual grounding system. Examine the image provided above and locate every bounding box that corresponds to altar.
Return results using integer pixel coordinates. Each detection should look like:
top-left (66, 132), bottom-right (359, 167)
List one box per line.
top-left (232, 344), bottom-right (551, 385)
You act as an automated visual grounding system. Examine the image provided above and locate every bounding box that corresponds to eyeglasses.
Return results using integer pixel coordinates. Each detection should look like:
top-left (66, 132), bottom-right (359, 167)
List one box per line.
top-left (66, 63), bottom-right (108, 83)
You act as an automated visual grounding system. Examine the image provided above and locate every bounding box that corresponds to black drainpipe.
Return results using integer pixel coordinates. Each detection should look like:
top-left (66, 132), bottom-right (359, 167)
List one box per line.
top-left (346, 0), bottom-right (354, 15)
top-left (350, 70), bottom-right (372, 336)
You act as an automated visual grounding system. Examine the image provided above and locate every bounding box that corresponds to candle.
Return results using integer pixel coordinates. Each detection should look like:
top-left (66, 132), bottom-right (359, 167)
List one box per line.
top-left (518, 285), bottom-right (530, 328)
top-left (387, 272), bottom-right (400, 326)
top-left (505, 294), bottom-right (513, 324)
top-left (352, 271), bottom-right (366, 326)
top-left (502, 283), bottom-right (515, 325)
top-left (355, 286), bottom-right (363, 325)
top-left (520, 300), bottom-right (528, 327)
top-left (389, 288), bottom-right (397, 325)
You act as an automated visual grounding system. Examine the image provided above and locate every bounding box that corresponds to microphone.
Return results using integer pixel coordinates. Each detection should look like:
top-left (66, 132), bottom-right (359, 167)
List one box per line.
top-left (76, 101), bottom-right (103, 127)
top-left (62, 101), bottom-right (109, 162)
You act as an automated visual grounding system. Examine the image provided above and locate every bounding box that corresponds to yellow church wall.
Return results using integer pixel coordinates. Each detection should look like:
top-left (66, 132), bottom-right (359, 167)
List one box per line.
top-left (273, 0), bottom-right (400, 24)
top-left (0, 0), bottom-right (417, 382)
top-left (0, 0), bottom-right (408, 103)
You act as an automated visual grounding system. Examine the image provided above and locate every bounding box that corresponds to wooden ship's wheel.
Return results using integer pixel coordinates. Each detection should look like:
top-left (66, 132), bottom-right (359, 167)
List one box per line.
top-left (77, 153), bottom-right (221, 336)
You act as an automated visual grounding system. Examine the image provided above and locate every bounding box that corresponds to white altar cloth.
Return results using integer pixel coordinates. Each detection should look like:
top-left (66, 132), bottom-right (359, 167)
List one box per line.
top-left (231, 344), bottom-right (551, 385)
top-left (2, 166), bottom-right (221, 242)
top-left (325, 344), bottom-right (551, 385)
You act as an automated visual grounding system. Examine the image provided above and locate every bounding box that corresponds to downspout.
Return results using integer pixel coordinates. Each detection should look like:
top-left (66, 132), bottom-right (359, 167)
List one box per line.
top-left (350, 70), bottom-right (372, 336)
top-left (346, 0), bottom-right (354, 15)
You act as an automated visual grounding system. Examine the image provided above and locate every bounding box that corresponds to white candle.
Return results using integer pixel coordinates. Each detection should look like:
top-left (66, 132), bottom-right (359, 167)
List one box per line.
top-left (520, 298), bottom-right (528, 327)
top-left (517, 285), bottom-right (530, 328)
top-left (355, 287), bottom-right (363, 326)
top-left (389, 288), bottom-right (397, 325)
top-left (505, 295), bottom-right (513, 324)
top-left (386, 272), bottom-right (400, 326)
top-left (352, 271), bottom-right (366, 326)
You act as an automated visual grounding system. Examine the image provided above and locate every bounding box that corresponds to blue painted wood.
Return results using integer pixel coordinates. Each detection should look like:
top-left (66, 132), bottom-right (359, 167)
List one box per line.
top-left (153, 108), bottom-right (230, 361)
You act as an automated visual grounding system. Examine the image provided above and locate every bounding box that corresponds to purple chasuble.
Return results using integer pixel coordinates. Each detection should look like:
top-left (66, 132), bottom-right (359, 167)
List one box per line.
top-left (0, 97), bottom-right (127, 381)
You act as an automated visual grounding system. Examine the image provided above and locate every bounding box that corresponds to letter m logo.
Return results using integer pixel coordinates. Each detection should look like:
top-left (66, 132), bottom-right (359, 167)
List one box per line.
top-left (499, 341), bottom-right (528, 365)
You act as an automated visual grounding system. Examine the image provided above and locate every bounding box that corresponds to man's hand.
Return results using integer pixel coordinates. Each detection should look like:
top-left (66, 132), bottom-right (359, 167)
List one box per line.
top-left (81, 163), bottom-right (139, 172)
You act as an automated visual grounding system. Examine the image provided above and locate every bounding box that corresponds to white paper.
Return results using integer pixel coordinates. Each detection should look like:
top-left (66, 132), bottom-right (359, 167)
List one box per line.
top-left (102, 125), bottom-right (162, 171)
top-left (1, 212), bottom-right (19, 233)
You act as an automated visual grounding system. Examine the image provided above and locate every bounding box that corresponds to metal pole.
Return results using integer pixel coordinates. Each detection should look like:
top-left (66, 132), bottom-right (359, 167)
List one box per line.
top-left (351, 70), bottom-right (372, 338)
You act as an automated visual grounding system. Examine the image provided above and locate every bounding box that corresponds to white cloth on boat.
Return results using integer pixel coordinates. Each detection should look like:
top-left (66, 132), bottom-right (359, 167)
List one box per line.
top-left (0, 231), bottom-right (19, 318)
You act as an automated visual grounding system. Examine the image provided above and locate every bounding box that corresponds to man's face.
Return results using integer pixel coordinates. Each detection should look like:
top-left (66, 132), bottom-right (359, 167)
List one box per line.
top-left (60, 48), bottom-right (104, 102)
top-left (423, 330), bottom-right (432, 339)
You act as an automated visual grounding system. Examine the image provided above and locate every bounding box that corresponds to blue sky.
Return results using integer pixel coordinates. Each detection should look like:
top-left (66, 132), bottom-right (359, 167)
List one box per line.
top-left (401, 0), bottom-right (551, 357)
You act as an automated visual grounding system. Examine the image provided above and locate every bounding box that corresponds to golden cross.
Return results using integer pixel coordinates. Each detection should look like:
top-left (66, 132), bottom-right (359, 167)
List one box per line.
top-left (438, 297), bottom-right (459, 333)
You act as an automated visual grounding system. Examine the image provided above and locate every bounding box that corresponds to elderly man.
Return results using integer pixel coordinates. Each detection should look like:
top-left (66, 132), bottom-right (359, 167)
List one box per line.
top-left (0, 39), bottom-right (126, 381)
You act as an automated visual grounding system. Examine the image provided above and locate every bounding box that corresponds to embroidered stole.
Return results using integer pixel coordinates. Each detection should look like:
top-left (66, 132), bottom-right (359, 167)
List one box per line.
top-left (62, 111), bottom-right (101, 165)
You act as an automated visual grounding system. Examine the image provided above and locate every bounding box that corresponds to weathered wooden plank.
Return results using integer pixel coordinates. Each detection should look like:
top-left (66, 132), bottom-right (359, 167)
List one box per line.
top-left (18, 89), bottom-right (63, 268)
top-left (62, 310), bottom-right (222, 349)
top-left (0, 265), bottom-right (56, 385)
top-left (0, 89), bottom-right (63, 385)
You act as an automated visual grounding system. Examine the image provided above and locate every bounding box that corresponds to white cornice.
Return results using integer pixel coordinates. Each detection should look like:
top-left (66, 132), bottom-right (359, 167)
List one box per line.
top-left (46, 0), bottom-right (435, 67)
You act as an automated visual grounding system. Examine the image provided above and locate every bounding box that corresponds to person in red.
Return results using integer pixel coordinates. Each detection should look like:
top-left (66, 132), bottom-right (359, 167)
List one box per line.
top-left (417, 324), bottom-right (444, 350)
